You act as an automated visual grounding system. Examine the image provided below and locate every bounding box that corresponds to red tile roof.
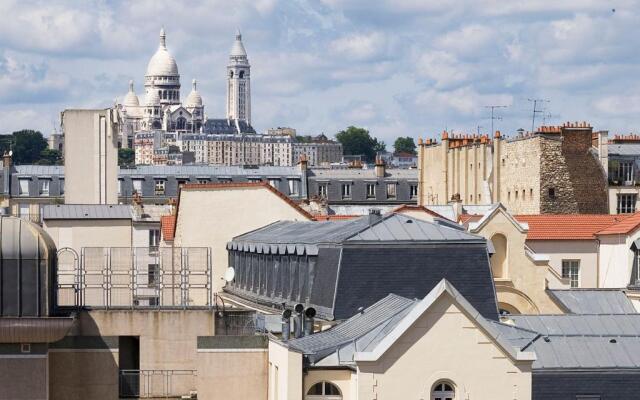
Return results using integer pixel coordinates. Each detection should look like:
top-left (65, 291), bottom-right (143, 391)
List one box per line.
top-left (514, 214), bottom-right (628, 240)
top-left (458, 214), bottom-right (483, 225)
top-left (595, 212), bottom-right (640, 235)
top-left (160, 215), bottom-right (176, 241)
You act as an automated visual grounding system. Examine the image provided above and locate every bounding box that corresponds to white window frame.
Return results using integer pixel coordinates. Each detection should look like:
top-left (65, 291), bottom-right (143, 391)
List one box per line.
top-left (366, 183), bottom-right (376, 199)
top-left (562, 259), bottom-right (580, 288)
top-left (617, 193), bottom-right (637, 214)
top-left (410, 185), bottom-right (418, 199)
top-left (431, 381), bottom-right (455, 400)
top-left (269, 179), bottom-right (279, 189)
top-left (618, 160), bottom-right (634, 184)
top-left (288, 179), bottom-right (300, 196)
top-left (18, 178), bottom-right (29, 196)
top-left (132, 179), bottom-right (143, 195)
top-left (341, 184), bottom-right (351, 199)
top-left (386, 183), bottom-right (397, 199)
top-left (306, 381), bottom-right (342, 400)
top-left (154, 179), bottom-right (166, 195)
top-left (318, 184), bottom-right (328, 198)
top-left (39, 179), bottom-right (50, 196)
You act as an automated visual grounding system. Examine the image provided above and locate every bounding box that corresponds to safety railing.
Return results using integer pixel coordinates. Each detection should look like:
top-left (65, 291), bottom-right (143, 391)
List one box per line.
top-left (119, 369), bottom-right (197, 398)
top-left (56, 247), bottom-right (212, 309)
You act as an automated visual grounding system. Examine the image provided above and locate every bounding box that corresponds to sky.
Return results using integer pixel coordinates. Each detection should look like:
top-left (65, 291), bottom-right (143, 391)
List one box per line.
top-left (0, 0), bottom-right (638, 146)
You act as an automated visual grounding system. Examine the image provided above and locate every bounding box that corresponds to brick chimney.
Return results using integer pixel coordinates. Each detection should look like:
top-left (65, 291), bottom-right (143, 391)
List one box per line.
top-left (374, 155), bottom-right (386, 178)
top-left (298, 154), bottom-right (308, 172)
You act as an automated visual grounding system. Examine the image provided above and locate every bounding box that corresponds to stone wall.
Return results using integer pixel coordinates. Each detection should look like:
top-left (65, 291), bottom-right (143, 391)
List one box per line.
top-left (539, 130), bottom-right (608, 214)
top-left (498, 136), bottom-right (542, 214)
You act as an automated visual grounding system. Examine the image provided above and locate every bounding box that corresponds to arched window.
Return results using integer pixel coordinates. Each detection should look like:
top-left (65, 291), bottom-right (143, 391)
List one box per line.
top-left (239, 70), bottom-right (245, 78)
top-left (432, 381), bottom-right (455, 400)
top-left (490, 233), bottom-right (508, 279)
top-left (306, 381), bottom-right (342, 400)
top-left (230, 71), bottom-right (234, 78)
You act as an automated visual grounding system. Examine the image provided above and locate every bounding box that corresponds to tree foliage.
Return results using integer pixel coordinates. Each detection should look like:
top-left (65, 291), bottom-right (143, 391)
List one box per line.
top-left (3, 130), bottom-right (49, 164)
top-left (118, 148), bottom-right (135, 166)
top-left (336, 126), bottom-right (385, 161)
top-left (393, 136), bottom-right (417, 155)
top-left (36, 149), bottom-right (62, 165)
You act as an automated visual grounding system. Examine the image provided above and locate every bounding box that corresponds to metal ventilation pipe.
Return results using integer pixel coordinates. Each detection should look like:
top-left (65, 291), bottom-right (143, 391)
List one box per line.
top-left (304, 307), bottom-right (316, 336)
top-left (294, 304), bottom-right (304, 338)
top-left (281, 309), bottom-right (292, 341)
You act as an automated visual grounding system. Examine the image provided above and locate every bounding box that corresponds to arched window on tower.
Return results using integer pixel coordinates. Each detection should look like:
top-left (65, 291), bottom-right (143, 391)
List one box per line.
top-left (239, 70), bottom-right (245, 78)
top-left (230, 71), bottom-right (234, 78)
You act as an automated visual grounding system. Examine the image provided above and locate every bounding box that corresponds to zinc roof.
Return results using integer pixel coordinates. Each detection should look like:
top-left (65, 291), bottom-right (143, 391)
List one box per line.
top-left (548, 290), bottom-right (636, 314)
top-left (608, 143), bottom-right (640, 156)
top-left (42, 204), bottom-right (132, 220)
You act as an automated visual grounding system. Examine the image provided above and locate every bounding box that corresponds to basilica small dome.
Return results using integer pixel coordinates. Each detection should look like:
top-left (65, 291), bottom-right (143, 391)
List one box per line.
top-left (123, 80), bottom-right (140, 107)
top-left (145, 90), bottom-right (161, 106)
top-left (146, 28), bottom-right (179, 77)
top-left (185, 79), bottom-right (203, 107)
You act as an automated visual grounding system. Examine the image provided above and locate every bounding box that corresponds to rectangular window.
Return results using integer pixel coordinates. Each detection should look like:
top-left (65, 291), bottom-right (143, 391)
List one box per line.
top-left (618, 161), bottom-right (634, 183)
top-left (154, 180), bottom-right (166, 195)
top-left (562, 260), bottom-right (580, 288)
top-left (59, 179), bottom-right (64, 195)
top-left (341, 184), bottom-right (351, 199)
top-left (148, 263), bottom-right (159, 288)
top-left (366, 183), bottom-right (376, 199)
top-left (39, 180), bottom-right (49, 196)
top-left (318, 184), bottom-right (328, 198)
top-left (118, 179), bottom-right (123, 196)
top-left (288, 179), bottom-right (299, 196)
top-left (617, 193), bottom-right (637, 214)
top-left (149, 229), bottom-right (160, 249)
top-left (18, 179), bottom-right (29, 196)
top-left (410, 185), bottom-right (418, 199)
top-left (132, 179), bottom-right (143, 195)
top-left (269, 179), bottom-right (279, 189)
top-left (386, 183), bottom-right (397, 199)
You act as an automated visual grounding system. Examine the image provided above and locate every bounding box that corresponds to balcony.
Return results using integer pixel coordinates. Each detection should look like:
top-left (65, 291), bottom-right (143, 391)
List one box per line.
top-left (119, 370), bottom-right (197, 399)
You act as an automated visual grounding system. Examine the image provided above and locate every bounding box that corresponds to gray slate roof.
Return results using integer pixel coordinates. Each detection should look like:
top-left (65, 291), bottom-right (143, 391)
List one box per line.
top-left (118, 165), bottom-right (300, 177)
top-left (229, 213), bottom-right (484, 255)
top-left (608, 143), bottom-right (640, 156)
top-left (548, 289), bottom-right (636, 314)
top-left (42, 204), bottom-right (132, 220)
top-left (309, 168), bottom-right (417, 180)
top-left (15, 165), bottom-right (64, 175)
top-left (510, 314), bottom-right (640, 336)
top-left (287, 293), bottom-right (418, 365)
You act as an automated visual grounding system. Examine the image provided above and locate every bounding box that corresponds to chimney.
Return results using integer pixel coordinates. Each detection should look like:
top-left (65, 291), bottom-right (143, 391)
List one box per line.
top-left (448, 193), bottom-right (463, 221)
top-left (303, 307), bottom-right (316, 336)
top-left (298, 154), bottom-right (308, 172)
top-left (294, 304), bottom-right (304, 338)
top-left (374, 155), bottom-right (386, 178)
top-left (368, 208), bottom-right (382, 225)
top-left (2, 152), bottom-right (11, 196)
top-left (281, 309), bottom-right (291, 341)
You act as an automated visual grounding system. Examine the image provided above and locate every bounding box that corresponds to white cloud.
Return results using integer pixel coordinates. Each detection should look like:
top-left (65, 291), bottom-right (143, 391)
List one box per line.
top-left (415, 51), bottom-right (470, 89)
top-left (329, 32), bottom-right (389, 61)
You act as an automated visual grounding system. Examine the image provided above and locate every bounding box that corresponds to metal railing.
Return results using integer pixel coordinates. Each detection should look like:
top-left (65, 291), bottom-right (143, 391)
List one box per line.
top-left (56, 247), bottom-right (212, 309)
top-left (119, 369), bottom-right (197, 398)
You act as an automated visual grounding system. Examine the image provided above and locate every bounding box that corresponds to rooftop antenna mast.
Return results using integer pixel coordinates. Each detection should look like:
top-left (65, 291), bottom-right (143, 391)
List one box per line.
top-left (484, 105), bottom-right (507, 136)
top-left (528, 98), bottom-right (549, 133)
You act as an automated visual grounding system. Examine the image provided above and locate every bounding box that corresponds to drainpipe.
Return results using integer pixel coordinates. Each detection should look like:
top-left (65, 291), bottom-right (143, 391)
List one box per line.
top-left (304, 307), bottom-right (316, 336)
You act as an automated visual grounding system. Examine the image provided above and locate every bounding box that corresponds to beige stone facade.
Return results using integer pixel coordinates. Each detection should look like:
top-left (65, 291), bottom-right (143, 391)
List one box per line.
top-left (418, 123), bottom-right (609, 215)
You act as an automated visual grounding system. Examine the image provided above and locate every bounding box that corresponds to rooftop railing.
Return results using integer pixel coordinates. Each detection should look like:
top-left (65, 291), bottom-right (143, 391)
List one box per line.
top-left (56, 247), bottom-right (212, 309)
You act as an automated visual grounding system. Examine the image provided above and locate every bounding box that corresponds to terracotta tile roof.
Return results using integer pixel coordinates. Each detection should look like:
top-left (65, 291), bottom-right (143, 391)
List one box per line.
top-left (176, 181), bottom-right (314, 223)
top-left (458, 214), bottom-right (483, 224)
top-left (514, 214), bottom-right (628, 240)
top-left (160, 215), bottom-right (176, 241)
top-left (393, 204), bottom-right (451, 221)
top-left (595, 212), bottom-right (640, 235)
top-left (313, 215), bottom-right (359, 221)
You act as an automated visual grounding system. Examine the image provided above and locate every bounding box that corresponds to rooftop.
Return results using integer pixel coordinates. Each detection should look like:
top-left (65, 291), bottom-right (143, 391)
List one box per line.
top-left (548, 289), bottom-right (636, 314)
top-left (42, 204), bottom-right (132, 220)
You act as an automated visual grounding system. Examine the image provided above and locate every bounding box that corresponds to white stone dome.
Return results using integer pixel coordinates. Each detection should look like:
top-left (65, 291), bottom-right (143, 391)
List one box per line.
top-left (145, 90), bottom-right (161, 106)
top-left (123, 80), bottom-right (140, 107)
top-left (146, 28), bottom-right (179, 77)
top-left (185, 79), bottom-right (203, 107)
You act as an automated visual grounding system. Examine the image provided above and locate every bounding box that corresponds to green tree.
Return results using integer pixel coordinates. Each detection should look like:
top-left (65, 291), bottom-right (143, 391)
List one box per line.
top-left (336, 126), bottom-right (385, 161)
top-left (118, 148), bottom-right (135, 166)
top-left (11, 130), bottom-right (48, 164)
top-left (393, 136), bottom-right (416, 155)
top-left (36, 149), bottom-right (62, 165)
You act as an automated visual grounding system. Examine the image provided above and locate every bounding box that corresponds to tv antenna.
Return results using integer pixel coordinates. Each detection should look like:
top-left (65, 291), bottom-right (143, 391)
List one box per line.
top-left (484, 105), bottom-right (507, 136)
top-left (528, 99), bottom-right (549, 133)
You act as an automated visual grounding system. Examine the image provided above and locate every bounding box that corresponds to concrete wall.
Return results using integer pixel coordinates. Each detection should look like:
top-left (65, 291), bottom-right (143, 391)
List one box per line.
top-left (49, 347), bottom-right (119, 400)
top-left (0, 344), bottom-right (48, 400)
top-left (356, 294), bottom-right (532, 400)
top-left (598, 233), bottom-right (635, 288)
top-left (43, 219), bottom-right (132, 251)
top-left (526, 240), bottom-right (599, 288)
top-left (174, 186), bottom-right (311, 292)
top-left (62, 109), bottom-right (118, 205)
top-left (268, 340), bottom-right (302, 400)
